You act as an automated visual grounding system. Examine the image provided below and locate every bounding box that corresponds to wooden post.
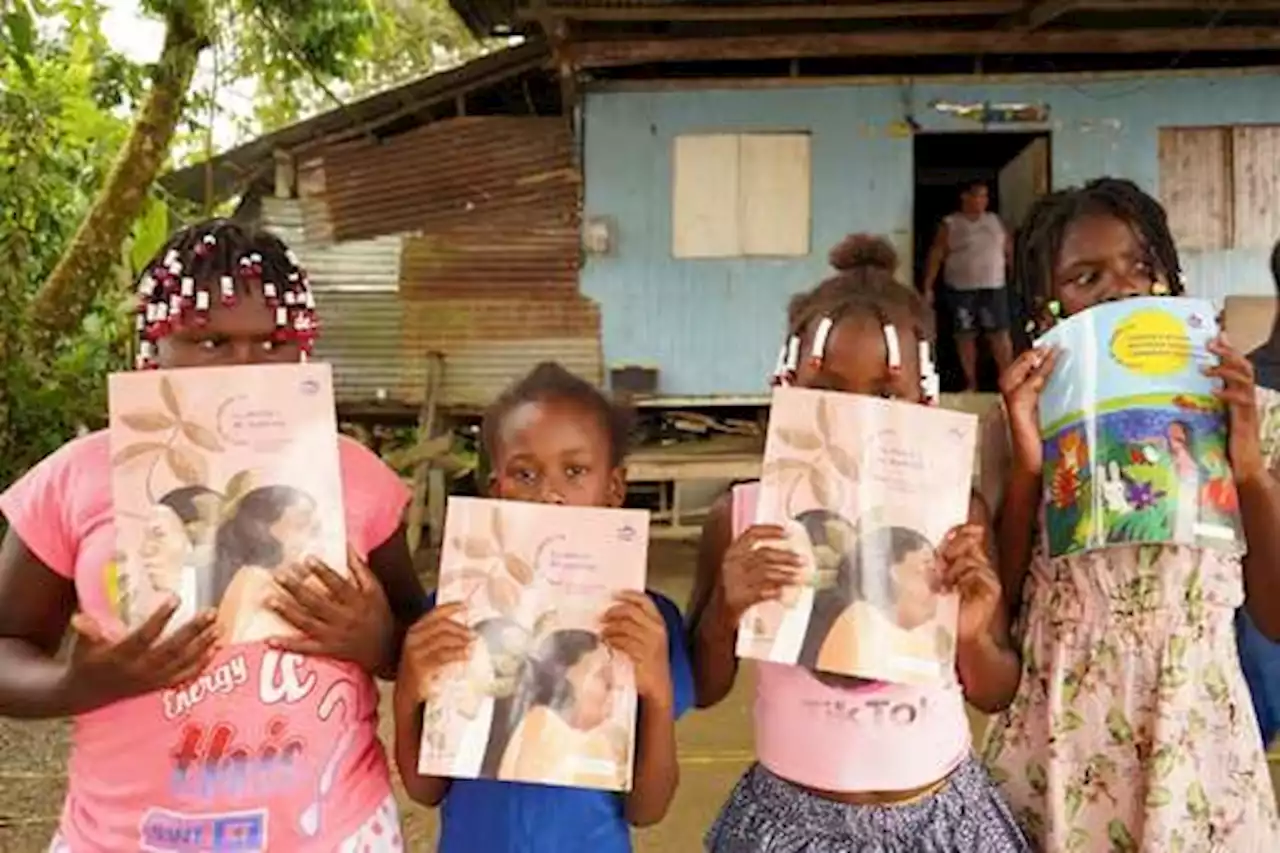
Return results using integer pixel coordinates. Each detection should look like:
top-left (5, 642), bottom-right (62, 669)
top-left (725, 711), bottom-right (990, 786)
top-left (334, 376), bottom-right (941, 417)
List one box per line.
top-left (406, 352), bottom-right (445, 555)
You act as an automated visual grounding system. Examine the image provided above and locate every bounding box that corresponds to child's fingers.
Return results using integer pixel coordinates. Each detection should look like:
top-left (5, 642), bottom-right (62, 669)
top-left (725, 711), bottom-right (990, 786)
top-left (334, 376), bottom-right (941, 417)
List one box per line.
top-left (603, 601), bottom-right (662, 635)
top-left (746, 547), bottom-right (804, 569)
top-left (940, 525), bottom-right (985, 560)
top-left (406, 619), bottom-right (473, 654)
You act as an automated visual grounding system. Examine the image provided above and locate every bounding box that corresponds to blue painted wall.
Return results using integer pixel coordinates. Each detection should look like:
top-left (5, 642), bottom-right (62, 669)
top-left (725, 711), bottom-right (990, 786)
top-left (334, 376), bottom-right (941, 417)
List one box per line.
top-left (581, 71), bottom-right (1280, 397)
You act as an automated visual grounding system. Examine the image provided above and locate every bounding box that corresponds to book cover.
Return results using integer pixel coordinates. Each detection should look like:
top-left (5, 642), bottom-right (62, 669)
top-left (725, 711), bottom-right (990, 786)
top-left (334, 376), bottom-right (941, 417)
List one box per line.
top-left (1036, 296), bottom-right (1242, 558)
top-left (108, 363), bottom-right (346, 643)
top-left (736, 386), bottom-right (975, 687)
top-left (418, 497), bottom-right (649, 792)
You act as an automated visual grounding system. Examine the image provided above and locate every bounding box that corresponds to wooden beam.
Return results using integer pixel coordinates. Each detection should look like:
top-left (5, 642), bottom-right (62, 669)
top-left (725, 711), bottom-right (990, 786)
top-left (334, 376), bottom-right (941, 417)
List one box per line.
top-left (572, 28), bottom-right (1280, 68)
top-left (524, 1), bottom-right (1022, 22)
top-left (525, 0), bottom-right (1280, 23)
top-left (1003, 0), bottom-right (1079, 32)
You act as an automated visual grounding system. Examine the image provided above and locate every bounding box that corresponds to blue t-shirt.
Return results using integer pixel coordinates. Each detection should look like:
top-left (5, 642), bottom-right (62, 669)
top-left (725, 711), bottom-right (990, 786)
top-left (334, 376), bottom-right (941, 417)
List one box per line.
top-left (420, 590), bottom-right (695, 853)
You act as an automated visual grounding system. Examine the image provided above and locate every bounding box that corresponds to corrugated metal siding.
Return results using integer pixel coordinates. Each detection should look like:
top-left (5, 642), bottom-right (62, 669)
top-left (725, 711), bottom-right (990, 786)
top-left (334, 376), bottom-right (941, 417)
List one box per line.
top-left (401, 226), bottom-right (579, 297)
top-left (581, 71), bottom-right (1280, 396)
top-left (259, 112), bottom-right (601, 411)
top-left (260, 198), bottom-right (412, 404)
top-left (318, 117), bottom-right (578, 241)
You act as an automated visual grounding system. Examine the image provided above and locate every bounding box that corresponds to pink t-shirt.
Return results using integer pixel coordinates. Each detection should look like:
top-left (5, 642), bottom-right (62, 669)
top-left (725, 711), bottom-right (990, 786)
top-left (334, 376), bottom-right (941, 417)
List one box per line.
top-left (0, 431), bottom-right (410, 853)
top-left (734, 482), bottom-right (972, 793)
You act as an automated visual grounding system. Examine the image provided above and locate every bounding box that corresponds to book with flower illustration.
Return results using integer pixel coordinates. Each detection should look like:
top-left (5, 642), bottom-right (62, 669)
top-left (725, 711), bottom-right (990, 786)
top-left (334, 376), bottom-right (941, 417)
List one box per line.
top-left (735, 386), bottom-right (975, 687)
top-left (418, 497), bottom-right (648, 792)
top-left (107, 363), bottom-right (346, 642)
top-left (1036, 297), bottom-right (1241, 558)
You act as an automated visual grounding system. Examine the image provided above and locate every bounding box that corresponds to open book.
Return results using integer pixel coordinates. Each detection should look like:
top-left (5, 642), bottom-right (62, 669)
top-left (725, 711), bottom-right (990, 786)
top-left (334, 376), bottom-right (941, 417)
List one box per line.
top-left (736, 387), bottom-right (974, 687)
top-left (108, 363), bottom-right (345, 642)
top-left (1037, 297), bottom-right (1241, 558)
top-left (419, 497), bottom-right (649, 792)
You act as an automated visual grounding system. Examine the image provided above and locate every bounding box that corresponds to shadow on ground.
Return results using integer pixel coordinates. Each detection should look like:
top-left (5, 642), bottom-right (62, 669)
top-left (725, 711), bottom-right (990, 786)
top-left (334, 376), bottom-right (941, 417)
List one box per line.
top-left (2, 540), bottom-right (1278, 851)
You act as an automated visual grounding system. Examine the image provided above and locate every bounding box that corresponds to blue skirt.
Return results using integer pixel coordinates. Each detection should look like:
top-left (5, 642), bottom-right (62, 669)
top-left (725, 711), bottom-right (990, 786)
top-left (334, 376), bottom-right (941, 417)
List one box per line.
top-left (1236, 607), bottom-right (1280, 746)
top-left (705, 756), bottom-right (1030, 853)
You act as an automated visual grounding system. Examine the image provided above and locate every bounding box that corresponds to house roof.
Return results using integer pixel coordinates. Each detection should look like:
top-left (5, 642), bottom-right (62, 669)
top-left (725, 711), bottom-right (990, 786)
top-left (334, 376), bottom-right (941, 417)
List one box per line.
top-left (446, 1), bottom-right (1280, 72)
top-left (163, 41), bottom-right (551, 204)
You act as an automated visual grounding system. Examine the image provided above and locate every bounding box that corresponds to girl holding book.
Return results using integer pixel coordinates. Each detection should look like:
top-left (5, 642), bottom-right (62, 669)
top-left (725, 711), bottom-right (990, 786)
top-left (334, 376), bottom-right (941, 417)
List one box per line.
top-left (981, 177), bottom-right (1280, 850)
top-left (0, 219), bottom-right (426, 852)
top-left (691, 236), bottom-right (1028, 852)
top-left (394, 361), bottom-right (695, 852)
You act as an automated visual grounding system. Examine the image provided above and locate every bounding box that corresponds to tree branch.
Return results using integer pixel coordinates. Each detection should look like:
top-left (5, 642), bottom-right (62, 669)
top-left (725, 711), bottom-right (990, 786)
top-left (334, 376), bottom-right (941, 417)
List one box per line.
top-left (28, 0), bottom-right (211, 353)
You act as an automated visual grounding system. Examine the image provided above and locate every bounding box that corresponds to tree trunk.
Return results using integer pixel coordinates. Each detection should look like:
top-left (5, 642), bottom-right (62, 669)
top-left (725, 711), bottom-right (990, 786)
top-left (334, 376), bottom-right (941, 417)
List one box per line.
top-left (28, 2), bottom-right (210, 352)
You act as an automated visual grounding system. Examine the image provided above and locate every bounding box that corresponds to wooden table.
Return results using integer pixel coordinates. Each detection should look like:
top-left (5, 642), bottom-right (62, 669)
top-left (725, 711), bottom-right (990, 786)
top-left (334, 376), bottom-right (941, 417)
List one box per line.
top-left (627, 447), bottom-right (761, 540)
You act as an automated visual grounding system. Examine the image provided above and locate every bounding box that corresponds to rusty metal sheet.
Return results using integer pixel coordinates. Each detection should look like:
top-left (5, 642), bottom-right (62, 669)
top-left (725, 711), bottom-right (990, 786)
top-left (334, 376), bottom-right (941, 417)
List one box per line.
top-left (319, 117), bottom-right (579, 242)
top-left (400, 225), bottom-right (579, 298)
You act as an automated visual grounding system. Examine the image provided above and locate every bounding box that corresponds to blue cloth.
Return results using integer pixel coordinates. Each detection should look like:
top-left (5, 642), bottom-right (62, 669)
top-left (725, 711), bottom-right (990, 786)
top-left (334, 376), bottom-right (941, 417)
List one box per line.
top-left (1236, 607), bottom-right (1280, 746)
top-left (422, 590), bottom-right (695, 853)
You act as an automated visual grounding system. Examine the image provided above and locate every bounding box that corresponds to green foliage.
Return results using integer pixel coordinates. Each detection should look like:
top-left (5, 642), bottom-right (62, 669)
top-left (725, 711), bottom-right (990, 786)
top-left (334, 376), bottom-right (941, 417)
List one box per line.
top-left (0, 4), bottom-right (141, 486)
top-left (229, 0), bottom-right (494, 132)
top-left (1, 0), bottom-right (487, 489)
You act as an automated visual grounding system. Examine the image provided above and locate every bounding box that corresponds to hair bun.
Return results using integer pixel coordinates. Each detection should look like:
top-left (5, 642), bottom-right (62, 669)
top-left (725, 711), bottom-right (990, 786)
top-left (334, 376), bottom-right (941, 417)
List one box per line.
top-left (829, 234), bottom-right (898, 274)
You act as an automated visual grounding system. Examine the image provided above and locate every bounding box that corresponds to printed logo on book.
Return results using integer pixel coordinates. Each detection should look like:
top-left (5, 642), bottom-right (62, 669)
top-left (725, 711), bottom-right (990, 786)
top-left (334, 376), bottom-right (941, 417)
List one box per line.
top-left (140, 807), bottom-right (267, 852)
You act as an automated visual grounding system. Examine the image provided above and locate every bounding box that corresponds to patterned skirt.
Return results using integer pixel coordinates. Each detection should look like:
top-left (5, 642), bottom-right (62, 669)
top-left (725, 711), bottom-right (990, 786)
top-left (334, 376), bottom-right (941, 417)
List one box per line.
top-left (705, 756), bottom-right (1030, 853)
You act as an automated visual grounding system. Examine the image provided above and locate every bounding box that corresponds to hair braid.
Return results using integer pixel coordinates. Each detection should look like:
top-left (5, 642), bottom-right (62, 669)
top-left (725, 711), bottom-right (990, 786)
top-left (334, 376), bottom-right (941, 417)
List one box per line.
top-left (1014, 177), bottom-right (1183, 323)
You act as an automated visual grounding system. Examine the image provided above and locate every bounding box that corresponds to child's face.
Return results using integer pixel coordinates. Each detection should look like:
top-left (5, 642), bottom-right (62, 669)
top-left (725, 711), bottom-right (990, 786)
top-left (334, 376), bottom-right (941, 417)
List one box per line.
top-left (793, 313), bottom-right (923, 403)
top-left (1054, 213), bottom-right (1166, 317)
top-left (490, 397), bottom-right (625, 508)
top-left (158, 288), bottom-right (302, 368)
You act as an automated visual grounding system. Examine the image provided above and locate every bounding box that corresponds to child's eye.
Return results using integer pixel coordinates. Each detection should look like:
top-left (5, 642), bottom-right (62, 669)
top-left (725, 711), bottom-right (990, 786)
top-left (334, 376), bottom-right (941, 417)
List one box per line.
top-left (565, 465), bottom-right (587, 479)
top-left (1069, 270), bottom-right (1101, 288)
top-left (197, 338), bottom-right (223, 351)
top-left (513, 469), bottom-right (538, 484)
top-left (261, 339), bottom-right (277, 352)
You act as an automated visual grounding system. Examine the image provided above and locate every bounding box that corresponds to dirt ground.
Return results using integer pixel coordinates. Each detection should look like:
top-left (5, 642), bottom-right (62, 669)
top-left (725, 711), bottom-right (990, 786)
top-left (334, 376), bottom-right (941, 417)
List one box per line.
top-left (2, 540), bottom-right (1278, 852)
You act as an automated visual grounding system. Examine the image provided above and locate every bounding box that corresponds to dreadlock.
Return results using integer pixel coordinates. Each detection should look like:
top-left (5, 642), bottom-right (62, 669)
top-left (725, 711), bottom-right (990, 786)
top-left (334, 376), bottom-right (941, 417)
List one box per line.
top-left (785, 234), bottom-right (933, 352)
top-left (133, 218), bottom-right (318, 369)
top-left (1013, 177), bottom-right (1183, 321)
top-left (482, 361), bottom-right (634, 468)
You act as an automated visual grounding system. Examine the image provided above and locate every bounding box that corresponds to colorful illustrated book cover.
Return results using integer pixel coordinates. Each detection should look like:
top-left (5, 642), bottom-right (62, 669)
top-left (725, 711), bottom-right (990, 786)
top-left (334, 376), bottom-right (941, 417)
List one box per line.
top-left (736, 387), bottom-right (975, 687)
top-left (108, 363), bottom-right (346, 643)
top-left (418, 497), bottom-right (649, 792)
top-left (1036, 296), bottom-right (1242, 558)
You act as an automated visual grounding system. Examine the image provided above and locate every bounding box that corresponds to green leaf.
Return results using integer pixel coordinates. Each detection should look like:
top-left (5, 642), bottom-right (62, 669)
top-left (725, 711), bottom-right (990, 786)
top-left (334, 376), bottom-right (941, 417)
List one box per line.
top-left (3, 4), bottom-right (36, 84)
top-left (130, 196), bottom-right (169, 275)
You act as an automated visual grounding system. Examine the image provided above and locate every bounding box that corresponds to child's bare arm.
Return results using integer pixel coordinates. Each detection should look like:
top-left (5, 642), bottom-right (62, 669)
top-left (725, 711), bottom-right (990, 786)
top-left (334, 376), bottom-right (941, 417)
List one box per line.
top-left (393, 603), bottom-right (469, 807)
top-left (623, 690), bottom-right (679, 826)
top-left (687, 494), bottom-right (739, 708)
top-left (393, 676), bottom-right (452, 806)
top-left (604, 592), bottom-right (680, 826)
top-left (952, 495), bottom-right (1021, 713)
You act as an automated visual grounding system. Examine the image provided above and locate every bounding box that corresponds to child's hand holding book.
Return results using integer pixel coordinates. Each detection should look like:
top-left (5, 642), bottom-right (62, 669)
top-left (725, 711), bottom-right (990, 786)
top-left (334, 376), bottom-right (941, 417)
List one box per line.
top-left (267, 544), bottom-right (396, 673)
top-left (398, 602), bottom-right (472, 705)
top-left (719, 525), bottom-right (804, 623)
top-left (602, 591), bottom-right (671, 707)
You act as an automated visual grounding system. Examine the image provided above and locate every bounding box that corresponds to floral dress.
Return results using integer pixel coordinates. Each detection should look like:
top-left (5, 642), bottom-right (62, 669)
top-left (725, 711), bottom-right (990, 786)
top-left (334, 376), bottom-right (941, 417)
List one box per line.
top-left (977, 389), bottom-right (1280, 853)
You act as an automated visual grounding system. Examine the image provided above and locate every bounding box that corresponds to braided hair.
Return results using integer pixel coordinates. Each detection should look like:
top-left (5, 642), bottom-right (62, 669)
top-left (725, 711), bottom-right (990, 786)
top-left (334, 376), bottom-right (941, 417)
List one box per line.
top-left (1013, 177), bottom-right (1183, 324)
top-left (133, 218), bottom-right (318, 369)
top-left (775, 235), bottom-right (935, 396)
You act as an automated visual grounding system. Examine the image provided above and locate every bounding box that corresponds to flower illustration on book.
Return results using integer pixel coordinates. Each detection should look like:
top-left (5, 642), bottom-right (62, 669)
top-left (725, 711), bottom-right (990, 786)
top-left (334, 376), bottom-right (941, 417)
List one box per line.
top-left (763, 396), bottom-right (858, 516)
top-left (112, 375), bottom-right (225, 500)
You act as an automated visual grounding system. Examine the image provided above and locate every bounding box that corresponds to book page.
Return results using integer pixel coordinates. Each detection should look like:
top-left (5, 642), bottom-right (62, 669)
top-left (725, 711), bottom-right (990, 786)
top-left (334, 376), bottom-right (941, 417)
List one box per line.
top-left (108, 363), bottom-right (345, 643)
top-left (1036, 297), bottom-right (1242, 557)
top-left (737, 387), bottom-right (975, 687)
top-left (419, 497), bottom-right (649, 792)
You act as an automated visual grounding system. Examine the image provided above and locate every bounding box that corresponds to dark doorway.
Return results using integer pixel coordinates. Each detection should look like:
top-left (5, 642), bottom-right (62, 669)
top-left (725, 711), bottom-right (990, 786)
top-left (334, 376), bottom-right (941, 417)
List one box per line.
top-left (913, 132), bottom-right (1051, 393)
